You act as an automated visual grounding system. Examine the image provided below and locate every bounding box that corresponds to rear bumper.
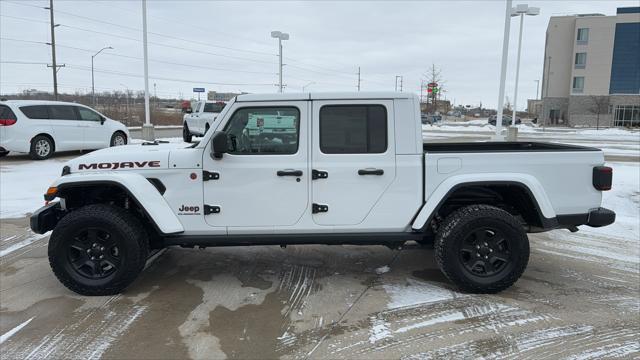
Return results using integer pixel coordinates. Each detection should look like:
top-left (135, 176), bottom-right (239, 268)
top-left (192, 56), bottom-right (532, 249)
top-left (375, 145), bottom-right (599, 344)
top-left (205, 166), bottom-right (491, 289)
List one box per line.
top-left (556, 207), bottom-right (616, 229)
top-left (30, 202), bottom-right (64, 234)
top-left (586, 207), bottom-right (616, 227)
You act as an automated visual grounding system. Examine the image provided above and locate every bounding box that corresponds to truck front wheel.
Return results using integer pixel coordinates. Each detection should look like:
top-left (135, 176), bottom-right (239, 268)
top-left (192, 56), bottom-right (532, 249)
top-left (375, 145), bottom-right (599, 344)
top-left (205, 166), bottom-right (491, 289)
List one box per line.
top-left (48, 204), bottom-right (149, 296)
top-left (183, 124), bottom-right (192, 143)
top-left (435, 204), bottom-right (529, 294)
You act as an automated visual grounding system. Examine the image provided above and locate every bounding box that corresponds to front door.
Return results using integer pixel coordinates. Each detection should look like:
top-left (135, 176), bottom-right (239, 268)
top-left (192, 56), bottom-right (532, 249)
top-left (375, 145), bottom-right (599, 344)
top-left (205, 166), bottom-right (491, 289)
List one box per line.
top-left (76, 106), bottom-right (107, 148)
top-left (311, 100), bottom-right (396, 226)
top-left (202, 102), bottom-right (309, 230)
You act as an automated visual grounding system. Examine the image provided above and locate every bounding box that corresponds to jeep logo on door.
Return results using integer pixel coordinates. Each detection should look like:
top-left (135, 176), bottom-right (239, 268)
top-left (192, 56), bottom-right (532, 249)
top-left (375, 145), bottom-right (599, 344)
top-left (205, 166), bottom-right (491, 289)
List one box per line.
top-left (178, 205), bottom-right (201, 215)
top-left (78, 161), bottom-right (161, 170)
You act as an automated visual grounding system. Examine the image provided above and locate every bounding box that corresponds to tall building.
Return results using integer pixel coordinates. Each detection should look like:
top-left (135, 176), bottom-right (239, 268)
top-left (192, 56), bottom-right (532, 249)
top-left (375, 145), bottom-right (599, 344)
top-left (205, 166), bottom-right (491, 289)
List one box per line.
top-left (540, 7), bottom-right (639, 127)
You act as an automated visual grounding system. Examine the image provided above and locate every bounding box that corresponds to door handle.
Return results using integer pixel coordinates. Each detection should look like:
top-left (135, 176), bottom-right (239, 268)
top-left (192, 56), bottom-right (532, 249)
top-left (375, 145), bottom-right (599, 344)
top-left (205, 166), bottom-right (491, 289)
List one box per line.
top-left (358, 168), bottom-right (384, 176)
top-left (277, 169), bottom-right (303, 177)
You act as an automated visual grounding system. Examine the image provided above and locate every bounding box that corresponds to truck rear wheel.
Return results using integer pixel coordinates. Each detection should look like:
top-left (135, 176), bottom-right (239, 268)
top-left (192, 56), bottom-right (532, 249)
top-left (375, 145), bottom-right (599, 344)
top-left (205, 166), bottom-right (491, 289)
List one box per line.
top-left (48, 204), bottom-right (149, 296)
top-left (434, 204), bottom-right (529, 293)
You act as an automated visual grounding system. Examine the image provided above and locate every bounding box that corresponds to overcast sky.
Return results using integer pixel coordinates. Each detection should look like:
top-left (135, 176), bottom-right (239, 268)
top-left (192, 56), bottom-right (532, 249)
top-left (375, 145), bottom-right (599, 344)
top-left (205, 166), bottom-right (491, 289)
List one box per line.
top-left (0, 0), bottom-right (637, 109)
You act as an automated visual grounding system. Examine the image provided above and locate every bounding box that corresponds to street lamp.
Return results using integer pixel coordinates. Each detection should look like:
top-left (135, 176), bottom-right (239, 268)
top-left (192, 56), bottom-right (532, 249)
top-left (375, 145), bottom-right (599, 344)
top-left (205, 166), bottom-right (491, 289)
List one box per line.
top-left (91, 46), bottom-right (113, 106)
top-left (271, 30), bottom-right (289, 93)
top-left (510, 4), bottom-right (540, 127)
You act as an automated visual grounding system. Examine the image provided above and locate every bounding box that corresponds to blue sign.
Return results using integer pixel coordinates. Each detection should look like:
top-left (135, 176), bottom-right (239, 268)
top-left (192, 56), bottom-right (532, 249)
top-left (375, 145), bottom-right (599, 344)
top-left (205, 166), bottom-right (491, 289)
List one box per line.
top-left (193, 88), bottom-right (205, 93)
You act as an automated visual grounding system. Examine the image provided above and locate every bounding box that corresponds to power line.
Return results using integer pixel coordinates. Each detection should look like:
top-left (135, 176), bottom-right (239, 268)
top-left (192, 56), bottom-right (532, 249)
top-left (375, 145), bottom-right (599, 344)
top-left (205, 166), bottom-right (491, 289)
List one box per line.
top-left (0, 60), bottom-right (275, 87)
top-left (2, 2), bottom-right (275, 57)
top-left (0, 37), bottom-right (276, 75)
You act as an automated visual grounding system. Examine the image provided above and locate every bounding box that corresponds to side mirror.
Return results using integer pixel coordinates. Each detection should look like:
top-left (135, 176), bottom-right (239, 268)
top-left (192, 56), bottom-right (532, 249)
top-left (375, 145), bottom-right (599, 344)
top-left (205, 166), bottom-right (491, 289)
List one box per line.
top-left (186, 108), bottom-right (193, 114)
top-left (100, 116), bottom-right (106, 125)
top-left (211, 131), bottom-right (228, 159)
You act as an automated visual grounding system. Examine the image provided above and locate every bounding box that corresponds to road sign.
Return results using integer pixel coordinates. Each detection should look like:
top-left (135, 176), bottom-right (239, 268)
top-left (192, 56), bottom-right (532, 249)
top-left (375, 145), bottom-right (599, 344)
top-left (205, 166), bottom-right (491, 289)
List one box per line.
top-left (193, 88), bottom-right (205, 93)
top-left (428, 82), bottom-right (438, 88)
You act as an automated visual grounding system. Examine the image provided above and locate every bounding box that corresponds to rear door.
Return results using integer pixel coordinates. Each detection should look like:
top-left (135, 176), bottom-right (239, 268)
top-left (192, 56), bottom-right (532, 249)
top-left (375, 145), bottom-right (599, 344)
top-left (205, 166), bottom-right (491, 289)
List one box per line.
top-left (47, 105), bottom-right (84, 151)
top-left (311, 100), bottom-right (396, 225)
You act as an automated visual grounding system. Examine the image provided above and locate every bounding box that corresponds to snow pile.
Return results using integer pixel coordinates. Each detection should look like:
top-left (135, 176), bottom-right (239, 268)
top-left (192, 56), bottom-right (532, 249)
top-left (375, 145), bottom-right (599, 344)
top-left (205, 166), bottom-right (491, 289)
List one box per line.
top-left (375, 265), bottom-right (391, 275)
top-left (0, 158), bottom-right (66, 218)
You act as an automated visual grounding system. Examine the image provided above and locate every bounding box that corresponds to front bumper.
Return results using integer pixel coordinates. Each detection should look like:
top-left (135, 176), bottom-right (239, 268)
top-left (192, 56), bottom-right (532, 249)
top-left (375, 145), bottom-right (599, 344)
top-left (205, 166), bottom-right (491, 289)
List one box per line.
top-left (30, 202), bottom-right (64, 234)
top-left (586, 207), bottom-right (616, 227)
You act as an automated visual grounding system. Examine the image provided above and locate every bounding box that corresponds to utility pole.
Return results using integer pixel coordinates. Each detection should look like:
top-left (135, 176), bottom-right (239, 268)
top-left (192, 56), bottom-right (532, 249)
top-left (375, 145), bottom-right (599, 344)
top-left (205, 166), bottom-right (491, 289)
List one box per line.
top-left (154, 83), bottom-right (157, 108)
top-left (271, 31), bottom-right (289, 93)
top-left (47, 0), bottom-right (60, 100)
top-left (357, 66), bottom-right (361, 91)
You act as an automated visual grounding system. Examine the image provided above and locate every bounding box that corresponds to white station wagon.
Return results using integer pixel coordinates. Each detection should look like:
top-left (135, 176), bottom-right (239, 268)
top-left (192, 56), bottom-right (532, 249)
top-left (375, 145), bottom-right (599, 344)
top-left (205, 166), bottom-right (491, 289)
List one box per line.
top-left (0, 100), bottom-right (129, 160)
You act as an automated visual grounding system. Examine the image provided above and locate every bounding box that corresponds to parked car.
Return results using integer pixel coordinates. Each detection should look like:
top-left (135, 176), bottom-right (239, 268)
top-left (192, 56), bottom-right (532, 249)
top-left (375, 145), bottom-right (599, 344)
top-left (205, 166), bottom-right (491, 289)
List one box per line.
top-left (32, 92), bottom-right (615, 296)
top-left (0, 100), bottom-right (129, 160)
top-left (421, 114), bottom-right (442, 125)
top-left (489, 114), bottom-right (522, 126)
top-left (183, 101), bottom-right (226, 142)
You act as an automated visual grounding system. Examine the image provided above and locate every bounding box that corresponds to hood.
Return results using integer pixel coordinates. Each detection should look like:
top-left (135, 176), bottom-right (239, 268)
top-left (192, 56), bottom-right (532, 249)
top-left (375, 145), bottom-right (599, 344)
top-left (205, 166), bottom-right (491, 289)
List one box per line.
top-left (66, 143), bottom-right (182, 173)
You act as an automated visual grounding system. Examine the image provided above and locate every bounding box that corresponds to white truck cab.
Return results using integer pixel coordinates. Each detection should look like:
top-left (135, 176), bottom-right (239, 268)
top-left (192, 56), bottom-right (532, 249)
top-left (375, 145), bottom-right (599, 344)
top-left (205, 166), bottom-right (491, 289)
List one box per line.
top-left (182, 100), bottom-right (226, 142)
top-left (31, 92), bottom-right (615, 296)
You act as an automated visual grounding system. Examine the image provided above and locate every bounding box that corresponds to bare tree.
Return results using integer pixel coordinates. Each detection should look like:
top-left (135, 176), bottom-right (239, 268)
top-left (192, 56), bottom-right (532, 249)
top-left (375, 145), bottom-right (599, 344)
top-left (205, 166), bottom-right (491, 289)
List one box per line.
top-left (589, 96), bottom-right (610, 130)
top-left (422, 64), bottom-right (445, 114)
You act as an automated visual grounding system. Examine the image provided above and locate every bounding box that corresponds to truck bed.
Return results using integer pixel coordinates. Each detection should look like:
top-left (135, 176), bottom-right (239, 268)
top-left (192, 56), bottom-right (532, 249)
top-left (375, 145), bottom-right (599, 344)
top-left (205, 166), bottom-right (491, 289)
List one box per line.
top-left (423, 141), bottom-right (599, 153)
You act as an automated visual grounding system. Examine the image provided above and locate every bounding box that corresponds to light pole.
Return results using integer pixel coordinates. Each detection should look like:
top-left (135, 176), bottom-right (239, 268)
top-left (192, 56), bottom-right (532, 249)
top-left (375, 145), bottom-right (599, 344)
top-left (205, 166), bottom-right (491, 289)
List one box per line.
top-left (141, 0), bottom-right (154, 140)
top-left (510, 4), bottom-right (540, 127)
top-left (271, 31), bottom-right (289, 93)
top-left (493, 0), bottom-right (513, 140)
top-left (91, 46), bottom-right (113, 106)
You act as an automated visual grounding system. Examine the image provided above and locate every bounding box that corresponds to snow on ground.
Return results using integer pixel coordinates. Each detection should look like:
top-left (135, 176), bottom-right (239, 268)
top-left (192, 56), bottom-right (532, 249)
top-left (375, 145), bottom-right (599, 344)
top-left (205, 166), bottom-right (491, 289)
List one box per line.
top-left (0, 158), bottom-right (66, 219)
top-left (0, 138), bottom-right (190, 219)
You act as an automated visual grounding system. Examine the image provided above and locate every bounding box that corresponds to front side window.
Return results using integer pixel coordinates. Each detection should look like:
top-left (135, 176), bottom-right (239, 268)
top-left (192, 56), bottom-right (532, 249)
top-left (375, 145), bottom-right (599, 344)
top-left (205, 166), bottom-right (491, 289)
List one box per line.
top-left (577, 28), bottom-right (589, 43)
top-left (20, 105), bottom-right (49, 119)
top-left (572, 76), bottom-right (585, 93)
top-left (223, 107), bottom-right (299, 155)
top-left (575, 52), bottom-right (587, 69)
top-left (77, 107), bottom-right (102, 121)
top-left (319, 105), bottom-right (387, 154)
top-left (48, 105), bottom-right (78, 120)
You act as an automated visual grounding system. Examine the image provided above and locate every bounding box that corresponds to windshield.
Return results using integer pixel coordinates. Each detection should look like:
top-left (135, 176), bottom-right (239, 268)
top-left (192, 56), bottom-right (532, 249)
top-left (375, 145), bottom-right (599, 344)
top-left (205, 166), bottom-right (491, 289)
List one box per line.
top-left (204, 102), bottom-right (226, 113)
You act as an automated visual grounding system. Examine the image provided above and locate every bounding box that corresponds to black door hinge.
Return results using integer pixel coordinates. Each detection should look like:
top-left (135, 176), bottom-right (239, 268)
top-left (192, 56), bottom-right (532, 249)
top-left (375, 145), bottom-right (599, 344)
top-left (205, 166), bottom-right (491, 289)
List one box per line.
top-left (312, 203), bottom-right (329, 214)
top-left (312, 169), bottom-right (328, 180)
top-left (204, 205), bottom-right (221, 215)
top-left (203, 170), bottom-right (220, 181)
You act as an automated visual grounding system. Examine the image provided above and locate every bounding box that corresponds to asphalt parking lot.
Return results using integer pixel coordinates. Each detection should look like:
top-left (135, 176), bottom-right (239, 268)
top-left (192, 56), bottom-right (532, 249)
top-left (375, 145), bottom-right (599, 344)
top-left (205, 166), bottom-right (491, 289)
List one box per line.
top-left (1, 125), bottom-right (638, 359)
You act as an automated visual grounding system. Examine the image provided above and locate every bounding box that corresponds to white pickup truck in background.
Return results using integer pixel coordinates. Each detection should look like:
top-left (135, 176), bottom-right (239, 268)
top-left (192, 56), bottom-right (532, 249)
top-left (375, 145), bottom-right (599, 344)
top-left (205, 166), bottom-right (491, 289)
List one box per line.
top-left (31, 92), bottom-right (615, 296)
top-left (182, 100), bottom-right (226, 142)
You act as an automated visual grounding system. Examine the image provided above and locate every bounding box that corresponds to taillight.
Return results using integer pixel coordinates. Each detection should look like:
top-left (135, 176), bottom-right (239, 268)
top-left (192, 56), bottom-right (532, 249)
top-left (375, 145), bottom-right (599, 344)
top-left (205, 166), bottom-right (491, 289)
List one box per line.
top-left (0, 118), bottom-right (17, 126)
top-left (593, 166), bottom-right (613, 191)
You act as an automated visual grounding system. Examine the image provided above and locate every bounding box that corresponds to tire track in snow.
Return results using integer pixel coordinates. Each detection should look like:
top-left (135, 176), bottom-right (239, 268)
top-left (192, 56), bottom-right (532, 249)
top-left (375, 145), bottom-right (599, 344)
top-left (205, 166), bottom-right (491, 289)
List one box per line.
top-left (2, 305), bottom-right (147, 360)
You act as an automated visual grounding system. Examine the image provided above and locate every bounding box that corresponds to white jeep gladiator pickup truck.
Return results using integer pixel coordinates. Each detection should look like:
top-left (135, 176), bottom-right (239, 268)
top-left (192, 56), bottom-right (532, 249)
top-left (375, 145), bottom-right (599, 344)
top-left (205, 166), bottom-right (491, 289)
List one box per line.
top-left (182, 100), bottom-right (226, 142)
top-left (30, 92), bottom-right (615, 296)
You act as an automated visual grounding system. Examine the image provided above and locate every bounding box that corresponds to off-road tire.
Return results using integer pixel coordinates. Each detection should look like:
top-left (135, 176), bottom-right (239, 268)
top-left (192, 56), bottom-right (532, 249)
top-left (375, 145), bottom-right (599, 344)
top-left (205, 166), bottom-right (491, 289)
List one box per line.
top-left (110, 131), bottom-right (127, 146)
top-left (48, 204), bottom-right (149, 296)
top-left (183, 124), bottom-right (192, 143)
top-left (29, 135), bottom-right (54, 160)
top-left (435, 204), bottom-right (529, 293)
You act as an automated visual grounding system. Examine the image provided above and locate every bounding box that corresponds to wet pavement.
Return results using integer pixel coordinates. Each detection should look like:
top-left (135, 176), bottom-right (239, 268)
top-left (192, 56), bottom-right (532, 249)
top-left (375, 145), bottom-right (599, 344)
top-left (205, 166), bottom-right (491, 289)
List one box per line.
top-left (1, 215), bottom-right (638, 359)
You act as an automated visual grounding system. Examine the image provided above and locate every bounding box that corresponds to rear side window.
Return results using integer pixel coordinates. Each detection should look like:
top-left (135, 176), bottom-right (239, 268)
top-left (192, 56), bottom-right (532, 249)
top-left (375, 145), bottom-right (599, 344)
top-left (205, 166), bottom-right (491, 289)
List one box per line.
top-left (49, 105), bottom-right (78, 120)
top-left (20, 105), bottom-right (49, 119)
top-left (319, 105), bottom-right (387, 154)
top-left (1, 105), bottom-right (17, 119)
